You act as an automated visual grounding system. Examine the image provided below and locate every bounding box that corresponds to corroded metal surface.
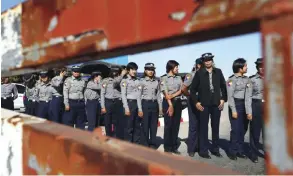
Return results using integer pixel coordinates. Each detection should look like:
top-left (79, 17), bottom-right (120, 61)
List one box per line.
top-left (262, 13), bottom-right (293, 175)
top-left (0, 109), bottom-right (238, 175)
top-left (1, 0), bottom-right (293, 75)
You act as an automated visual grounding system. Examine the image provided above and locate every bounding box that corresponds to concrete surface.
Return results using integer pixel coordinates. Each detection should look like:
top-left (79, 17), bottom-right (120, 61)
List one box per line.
top-left (155, 104), bottom-right (265, 175)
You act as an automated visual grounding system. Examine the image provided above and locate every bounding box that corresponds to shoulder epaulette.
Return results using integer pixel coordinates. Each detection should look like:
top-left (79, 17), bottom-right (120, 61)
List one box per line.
top-left (228, 74), bottom-right (234, 78)
top-left (249, 75), bottom-right (256, 78)
top-left (160, 74), bottom-right (167, 78)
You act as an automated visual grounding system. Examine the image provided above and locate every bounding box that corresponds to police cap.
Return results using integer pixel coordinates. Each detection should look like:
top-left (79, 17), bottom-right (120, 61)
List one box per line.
top-left (201, 52), bottom-right (214, 62)
top-left (255, 58), bottom-right (263, 65)
top-left (72, 65), bottom-right (81, 72)
top-left (39, 71), bottom-right (48, 78)
top-left (91, 71), bottom-right (101, 77)
top-left (110, 66), bottom-right (120, 72)
top-left (195, 58), bottom-right (202, 65)
top-left (144, 63), bottom-right (156, 70)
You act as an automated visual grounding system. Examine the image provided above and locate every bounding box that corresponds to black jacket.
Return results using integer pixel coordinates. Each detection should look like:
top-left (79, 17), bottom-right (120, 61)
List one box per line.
top-left (190, 67), bottom-right (227, 106)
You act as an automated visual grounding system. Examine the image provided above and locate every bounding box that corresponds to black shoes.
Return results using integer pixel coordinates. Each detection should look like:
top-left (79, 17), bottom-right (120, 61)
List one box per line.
top-left (251, 155), bottom-right (259, 163)
top-left (199, 153), bottom-right (211, 159)
top-left (188, 152), bottom-right (195, 157)
top-left (211, 151), bottom-right (223, 158)
top-left (237, 153), bottom-right (247, 159)
top-left (172, 149), bottom-right (181, 155)
top-left (228, 153), bottom-right (237, 160)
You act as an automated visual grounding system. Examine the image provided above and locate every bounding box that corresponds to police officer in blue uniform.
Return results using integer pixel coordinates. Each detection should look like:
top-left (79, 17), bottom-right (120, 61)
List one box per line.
top-left (101, 66), bottom-right (126, 138)
top-left (50, 68), bottom-right (67, 123)
top-left (63, 65), bottom-right (87, 129)
top-left (1, 77), bottom-right (18, 110)
top-left (227, 58), bottom-right (250, 160)
top-left (182, 58), bottom-right (202, 157)
top-left (36, 71), bottom-right (53, 119)
top-left (84, 71), bottom-right (102, 131)
top-left (160, 60), bottom-right (183, 154)
top-left (121, 62), bottom-right (141, 144)
top-left (138, 63), bottom-right (163, 148)
top-left (246, 58), bottom-right (264, 163)
top-left (23, 73), bottom-right (38, 116)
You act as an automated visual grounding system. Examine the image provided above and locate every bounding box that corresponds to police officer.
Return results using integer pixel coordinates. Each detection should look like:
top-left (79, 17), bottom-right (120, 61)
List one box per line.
top-left (36, 71), bottom-right (53, 119)
top-left (101, 66), bottom-right (126, 138)
top-left (121, 62), bottom-right (141, 144)
top-left (138, 63), bottom-right (162, 148)
top-left (63, 65), bottom-right (87, 129)
top-left (246, 58), bottom-right (264, 163)
top-left (23, 73), bottom-right (38, 116)
top-left (1, 77), bottom-right (18, 110)
top-left (160, 60), bottom-right (183, 154)
top-left (84, 71), bottom-right (102, 131)
top-left (50, 68), bottom-right (67, 123)
top-left (182, 58), bottom-right (202, 157)
top-left (227, 58), bottom-right (250, 160)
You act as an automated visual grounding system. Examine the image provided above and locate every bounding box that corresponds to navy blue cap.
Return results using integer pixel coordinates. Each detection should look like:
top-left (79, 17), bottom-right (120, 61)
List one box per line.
top-left (92, 71), bottom-right (101, 76)
top-left (255, 58), bottom-right (263, 65)
top-left (111, 66), bottom-right (120, 72)
top-left (144, 63), bottom-right (156, 69)
top-left (40, 71), bottom-right (48, 77)
top-left (195, 58), bottom-right (202, 65)
top-left (72, 65), bottom-right (81, 72)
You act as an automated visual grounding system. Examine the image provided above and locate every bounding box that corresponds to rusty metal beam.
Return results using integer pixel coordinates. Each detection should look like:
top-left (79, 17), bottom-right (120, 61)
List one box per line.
top-left (1, 0), bottom-right (293, 76)
top-left (0, 109), bottom-right (237, 175)
top-left (261, 13), bottom-right (293, 175)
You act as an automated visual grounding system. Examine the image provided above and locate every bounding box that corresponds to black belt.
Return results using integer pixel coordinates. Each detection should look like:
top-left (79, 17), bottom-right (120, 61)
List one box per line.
top-left (1, 97), bottom-right (12, 100)
top-left (28, 99), bottom-right (37, 102)
top-left (234, 98), bottom-right (244, 102)
top-left (53, 95), bottom-right (62, 98)
top-left (69, 99), bottom-right (84, 102)
top-left (142, 99), bottom-right (157, 102)
top-left (105, 98), bottom-right (121, 102)
top-left (252, 99), bottom-right (264, 102)
top-left (39, 100), bottom-right (50, 103)
top-left (127, 99), bottom-right (137, 102)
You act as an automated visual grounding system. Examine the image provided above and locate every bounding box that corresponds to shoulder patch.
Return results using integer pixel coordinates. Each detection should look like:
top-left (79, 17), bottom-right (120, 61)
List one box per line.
top-left (228, 74), bottom-right (234, 78)
top-left (121, 80), bottom-right (127, 87)
top-left (227, 80), bottom-right (233, 87)
top-left (138, 85), bottom-right (142, 90)
top-left (185, 74), bottom-right (192, 81)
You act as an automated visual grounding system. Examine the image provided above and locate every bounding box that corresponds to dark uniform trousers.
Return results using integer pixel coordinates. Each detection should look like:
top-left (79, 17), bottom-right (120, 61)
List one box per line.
top-left (140, 100), bottom-right (159, 147)
top-left (85, 99), bottom-right (101, 131)
top-left (229, 98), bottom-right (249, 155)
top-left (124, 100), bottom-right (141, 144)
top-left (62, 99), bottom-right (86, 130)
top-left (199, 104), bottom-right (221, 155)
top-left (1, 97), bottom-right (14, 110)
top-left (26, 100), bottom-right (38, 116)
top-left (187, 97), bottom-right (200, 153)
top-left (250, 99), bottom-right (264, 157)
top-left (50, 96), bottom-right (64, 123)
top-left (24, 96), bottom-right (29, 112)
top-left (37, 101), bottom-right (50, 120)
top-left (163, 98), bottom-right (182, 151)
top-left (104, 98), bottom-right (124, 139)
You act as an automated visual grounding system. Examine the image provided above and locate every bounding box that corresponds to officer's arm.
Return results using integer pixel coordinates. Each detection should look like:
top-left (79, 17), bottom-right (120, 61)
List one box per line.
top-left (171, 78), bottom-right (183, 97)
top-left (190, 72), bottom-right (200, 104)
top-left (181, 74), bottom-right (192, 96)
top-left (120, 79), bottom-right (130, 112)
top-left (227, 78), bottom-right (237, 113)
top-left (87, 81), bottom-right (100, 90)
top-left (13, 85), bottom-right (18, 100)
top-left (114, 75), bottom-right (123, 85)
top-left (100, 80), bottom-right (106, 109)
top-left (245, 79), bottom-right (253, 115)
top-left (137, 81), bottom-right (143, 112)
top-left (63, 78), bottom-right (70, 107)
top-left (160, 77), bottom-right (172, 106)
top-left (157, 81), bottom-right (163, 112)
top-left (51, 76), bottom-right (63, 87)
top-left (219, 70), bottom-right (228, 102)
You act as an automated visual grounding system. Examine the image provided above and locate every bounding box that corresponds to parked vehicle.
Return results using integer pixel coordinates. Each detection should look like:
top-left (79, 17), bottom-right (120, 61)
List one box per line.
top-left (13, 83), bottom-right (25, 112)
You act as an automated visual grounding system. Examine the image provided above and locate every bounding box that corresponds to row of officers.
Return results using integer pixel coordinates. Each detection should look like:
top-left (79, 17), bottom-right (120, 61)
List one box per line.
top-left (1, 52), bottom-right (264, 163)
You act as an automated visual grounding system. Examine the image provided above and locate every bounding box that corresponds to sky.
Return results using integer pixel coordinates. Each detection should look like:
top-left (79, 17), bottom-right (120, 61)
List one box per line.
top-left (2, 0), bottom-right (262, 79)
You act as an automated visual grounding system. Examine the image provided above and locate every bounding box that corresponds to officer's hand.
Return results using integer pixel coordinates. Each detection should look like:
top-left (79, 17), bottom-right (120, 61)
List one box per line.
top-left (165, 94), bottom-right (172, 100)
top-left (121, 69), bottom-right (127, 76)
top-left (247, 114), bottom-right (252, 120)
top-left (167, 106), bottom-right (174, 117)
top-left (101, 108), bottom-right (107, 114)
top-left (125, 110), bottom-right (131, 116)
top-left (196, 102), bottom-right (204, 111)
top-left (138, 111), bottom-right (143, 118)
top-left (218, 100), bottom-right (225, 110)
top-left (232, 112), bottom-right (238, 119)
top-left (65, 105), bottom-right (70, 111)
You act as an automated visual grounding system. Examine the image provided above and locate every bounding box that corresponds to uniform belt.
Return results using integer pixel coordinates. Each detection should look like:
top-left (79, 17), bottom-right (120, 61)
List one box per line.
top-left (105, 98), bottom-right (121, 102)
top-left (53, 95), bottom-right (62, 98)
top-left (127, 99), bottom-right (137, 102)
top-left (234, 98), bottom-right (244, 102)
top-left (1, 97), bottom-right (12, 100)
top-left (28, 99), bottom-right (37, 102)
top-left (39, 100), bottom-right (50, 103)
top-left (252, 99), bottom-right (264, 102)
top-left (142, 99), bottom-right (157, 102)
top-left (69, 99), bottom-right (84, 102)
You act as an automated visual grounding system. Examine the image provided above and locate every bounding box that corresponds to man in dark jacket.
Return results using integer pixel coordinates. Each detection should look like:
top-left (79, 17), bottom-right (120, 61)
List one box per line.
top-left (190, 52), bottom-right (227, 159)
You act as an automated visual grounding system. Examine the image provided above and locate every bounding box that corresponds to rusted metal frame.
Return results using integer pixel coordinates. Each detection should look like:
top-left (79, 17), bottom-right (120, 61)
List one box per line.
top-left (2, 0), bottom-right (293, 77)
top-left (261, 13), bottom-right (293, 175)
top-left (0, 109), bottom-right (238, 175)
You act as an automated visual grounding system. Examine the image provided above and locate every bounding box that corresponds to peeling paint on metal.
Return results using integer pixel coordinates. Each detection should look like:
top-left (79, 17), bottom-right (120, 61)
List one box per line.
top-left (96, 38), bottom-right (108, 51)
top-left (169, 11), bottom-right (186, 21)
top-left (48, 15), bottom-right (58, 32)
top-left (1, 5), bottom-right (23, 71)
top-left (265, 33), bottom-right (293, 172)
top-left (28, 154), bottom-right (52, 175)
